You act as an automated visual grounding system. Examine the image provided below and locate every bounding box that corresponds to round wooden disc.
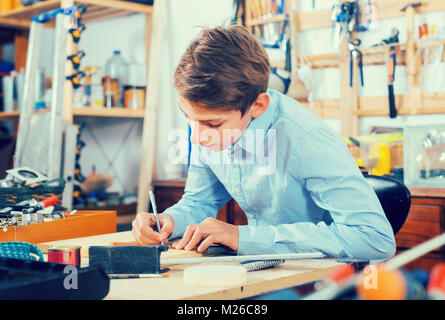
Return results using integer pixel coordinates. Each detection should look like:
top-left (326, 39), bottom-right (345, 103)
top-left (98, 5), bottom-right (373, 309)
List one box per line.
top-left (183, 264), bottom-right (247, 286)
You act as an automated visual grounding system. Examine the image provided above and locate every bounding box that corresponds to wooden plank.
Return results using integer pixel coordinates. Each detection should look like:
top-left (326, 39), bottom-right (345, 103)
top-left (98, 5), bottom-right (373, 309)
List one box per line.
top-left (246, 13), bottom-right (286, 26)
top-left (295, 0), bottom-right (445, 32)
top-left (14, 29), bottom-right (29, 71)
top-left (305, 53), bottom-right (339, 69)
top-left (83, 7), bottom-right (126, 23)
top-left (0, 17), bottom-right (30, 29)
top-left (0, 0), bottom-right (60, 19)
top-left (0, 111), bottom-right (20, 120)
top-left (294, 8), bottom-right (331, 31)
top-left (72, 107), bottom-right (145, 118)
top-left (0, 0), bottom-right (152, 29)
top-left (76, 0), bottom-right (153, 14)
top-left (137, 0), bottom-right (164, 213)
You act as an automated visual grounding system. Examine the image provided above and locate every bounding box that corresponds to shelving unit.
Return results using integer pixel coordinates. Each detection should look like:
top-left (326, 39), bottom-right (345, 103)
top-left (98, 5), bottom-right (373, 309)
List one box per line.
top-left (0, 0), bottom-right (163, 216)
top-left (0, 0), bottom-right (153, 28)
top-left (287, 0), bottom-right (445, 136)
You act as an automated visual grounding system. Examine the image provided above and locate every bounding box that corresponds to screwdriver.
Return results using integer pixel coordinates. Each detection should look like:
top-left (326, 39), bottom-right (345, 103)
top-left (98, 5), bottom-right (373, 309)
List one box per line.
top-left (23, 196), bottom-right (59, 214)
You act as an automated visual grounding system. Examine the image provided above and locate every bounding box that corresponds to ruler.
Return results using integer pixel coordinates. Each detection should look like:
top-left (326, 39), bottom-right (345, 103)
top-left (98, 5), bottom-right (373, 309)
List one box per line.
top-left (161, 252), bottom-right (326, 265)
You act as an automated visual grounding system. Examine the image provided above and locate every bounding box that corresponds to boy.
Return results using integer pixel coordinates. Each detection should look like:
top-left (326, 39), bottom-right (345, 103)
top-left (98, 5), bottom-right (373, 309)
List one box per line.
top-left (132, 25), bottom-right (396, 260)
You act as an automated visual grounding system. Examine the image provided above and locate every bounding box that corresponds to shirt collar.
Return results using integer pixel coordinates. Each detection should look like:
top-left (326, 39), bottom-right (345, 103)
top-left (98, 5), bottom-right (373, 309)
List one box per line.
top-left (232, 89), bottom-right (277, 155)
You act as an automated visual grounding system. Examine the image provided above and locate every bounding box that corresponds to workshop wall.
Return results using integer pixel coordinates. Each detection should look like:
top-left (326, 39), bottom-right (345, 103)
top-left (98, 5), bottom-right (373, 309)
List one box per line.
top-left (35, 0), bottom-right (445, 194)
top-left (297, 0), bottom-right (445, 134)
top-left (39, 0), bottom-right (234, 194)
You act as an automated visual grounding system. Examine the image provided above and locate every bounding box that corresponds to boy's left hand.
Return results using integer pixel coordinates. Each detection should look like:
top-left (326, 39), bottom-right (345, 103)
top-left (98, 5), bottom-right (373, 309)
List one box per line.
top-left (171, 217), bottom-right (239, 253)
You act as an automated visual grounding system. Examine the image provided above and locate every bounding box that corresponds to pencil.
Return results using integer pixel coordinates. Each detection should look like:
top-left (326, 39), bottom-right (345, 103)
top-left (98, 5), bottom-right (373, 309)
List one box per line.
top-left (149, 190), bottom-right (164, 245)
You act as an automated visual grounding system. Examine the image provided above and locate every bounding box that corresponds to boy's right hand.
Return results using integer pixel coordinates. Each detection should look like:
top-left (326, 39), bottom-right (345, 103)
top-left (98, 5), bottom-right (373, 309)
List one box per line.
top-left (131, 212), bottom-right (174, 245)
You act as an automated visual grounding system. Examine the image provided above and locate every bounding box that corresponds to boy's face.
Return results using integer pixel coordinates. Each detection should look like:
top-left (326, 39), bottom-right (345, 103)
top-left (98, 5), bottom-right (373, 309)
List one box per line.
top-left (178, 93), bottom-right (269, 152)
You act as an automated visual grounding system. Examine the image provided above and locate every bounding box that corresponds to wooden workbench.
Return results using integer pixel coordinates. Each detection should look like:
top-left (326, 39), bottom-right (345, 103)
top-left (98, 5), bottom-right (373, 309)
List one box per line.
top-left (39, 232), bottom-right (343, 300)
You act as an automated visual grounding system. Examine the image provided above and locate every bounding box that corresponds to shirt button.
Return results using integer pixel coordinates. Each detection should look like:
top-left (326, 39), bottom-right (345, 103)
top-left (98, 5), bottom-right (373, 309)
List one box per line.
top-left (235, 187), bottom-right (241, 193)
top-left (248, 213), bottom-right (253, 219)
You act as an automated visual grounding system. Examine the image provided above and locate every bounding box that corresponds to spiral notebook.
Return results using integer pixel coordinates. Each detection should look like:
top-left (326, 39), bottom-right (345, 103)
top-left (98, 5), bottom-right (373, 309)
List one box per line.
top-left (237, 259), bottom-right (285, 272)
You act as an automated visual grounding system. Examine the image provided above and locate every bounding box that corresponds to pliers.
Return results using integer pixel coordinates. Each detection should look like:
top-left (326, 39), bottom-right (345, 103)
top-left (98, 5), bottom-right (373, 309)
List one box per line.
top-left (349, 38), bottom-right (364, 87)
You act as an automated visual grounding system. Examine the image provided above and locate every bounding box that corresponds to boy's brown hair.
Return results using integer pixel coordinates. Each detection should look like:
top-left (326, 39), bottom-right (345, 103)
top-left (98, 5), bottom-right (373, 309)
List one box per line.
top-left (174, 25), bottom-right (270, 116)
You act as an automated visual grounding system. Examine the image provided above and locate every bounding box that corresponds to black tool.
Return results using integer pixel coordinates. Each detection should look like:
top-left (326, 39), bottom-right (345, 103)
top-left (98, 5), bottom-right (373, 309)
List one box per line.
top-left (388, 45), bottom-right (397, 118)
top-left (385, 28), bottom-right (400, 118)
top-left (400, 2), bottom-right (422, 12)
top-left (349, 38), bottom-right (364, 87)
top-left (89, 245), bottom-right (169, 274)
top-left (0, 257), bottom-right (109, 300)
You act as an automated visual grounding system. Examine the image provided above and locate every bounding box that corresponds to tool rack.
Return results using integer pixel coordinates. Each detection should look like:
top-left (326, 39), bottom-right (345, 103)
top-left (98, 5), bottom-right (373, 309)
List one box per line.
top-left (0, 0), bottom-right (164, 214)
top-left (243, 0), bottom-right (445, 136)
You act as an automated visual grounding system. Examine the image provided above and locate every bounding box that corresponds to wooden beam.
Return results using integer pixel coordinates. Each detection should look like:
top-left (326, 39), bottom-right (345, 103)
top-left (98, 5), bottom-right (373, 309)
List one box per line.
top-left (14, 29), bottom-right (29, 72)
top-left (62, 0), bottom-right (75, 125)
top-left (339, 39), bottom-right (358, 136)
top-left (137, 0), bottom-right (165, 213)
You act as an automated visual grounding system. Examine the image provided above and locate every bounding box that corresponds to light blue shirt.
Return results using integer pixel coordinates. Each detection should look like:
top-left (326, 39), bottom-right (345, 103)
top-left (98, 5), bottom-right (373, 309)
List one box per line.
top-left (164, 89), bottom-right (396, 260)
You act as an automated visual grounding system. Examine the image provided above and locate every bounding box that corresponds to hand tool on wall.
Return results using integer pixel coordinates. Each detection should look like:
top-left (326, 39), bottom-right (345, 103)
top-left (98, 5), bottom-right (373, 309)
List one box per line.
top-left (348, 38), bottom-right (364, 87)
top-left (372, 27), bottom-right (399, 118)
top-left (388, 43), bottom-right (398, 118)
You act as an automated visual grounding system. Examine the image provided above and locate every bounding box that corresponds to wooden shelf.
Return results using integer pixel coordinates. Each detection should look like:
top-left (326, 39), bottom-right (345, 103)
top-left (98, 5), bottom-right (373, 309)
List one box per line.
top-left (72, 106), bottom-right (145, 118)
top-left (297, 92), bottom-right (445, 118)
top-left (246, 13), bottom-right (286, 27)
top-left (0, 110), bottom-right (20, 120)
top-left (1, 107), bottom-right (146, 119)
top-left (0, 0), bottom-right (153, 29)
top-left (295, 0), bottom-right (445, 32)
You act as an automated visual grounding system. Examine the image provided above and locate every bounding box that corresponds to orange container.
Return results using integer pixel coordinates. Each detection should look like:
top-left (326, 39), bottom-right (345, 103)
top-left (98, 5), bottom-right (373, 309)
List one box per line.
top-left (13, 0), bottom-right (24, 10)
top-left (0, 0), bottom-right (14, 13)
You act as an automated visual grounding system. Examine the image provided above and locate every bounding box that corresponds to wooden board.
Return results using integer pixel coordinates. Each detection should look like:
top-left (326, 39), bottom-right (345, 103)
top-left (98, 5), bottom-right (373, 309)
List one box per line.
top-left (105, 258), bottom-right (341, 300)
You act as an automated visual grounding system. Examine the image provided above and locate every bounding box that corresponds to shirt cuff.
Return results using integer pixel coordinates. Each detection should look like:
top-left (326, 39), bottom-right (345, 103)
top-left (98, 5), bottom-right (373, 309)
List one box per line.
top-left (163, 210), bottom-right (187, 240)
top-left (237, 225), bottom-right (276, 255)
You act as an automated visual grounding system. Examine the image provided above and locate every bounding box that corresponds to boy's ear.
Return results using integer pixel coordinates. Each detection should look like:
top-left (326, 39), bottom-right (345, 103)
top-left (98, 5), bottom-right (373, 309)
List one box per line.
top-left (249, 92), bottom-right (270, 119)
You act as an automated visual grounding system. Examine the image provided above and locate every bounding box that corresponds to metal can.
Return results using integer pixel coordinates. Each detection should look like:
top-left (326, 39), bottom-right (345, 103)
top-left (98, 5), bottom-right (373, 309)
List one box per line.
top-left (47, 245), bottom-right (81, 267)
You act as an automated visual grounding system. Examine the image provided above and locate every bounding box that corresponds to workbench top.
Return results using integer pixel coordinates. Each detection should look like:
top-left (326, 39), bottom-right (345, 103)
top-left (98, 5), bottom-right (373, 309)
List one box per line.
top-left (39, 232), bottom-right (343, 300)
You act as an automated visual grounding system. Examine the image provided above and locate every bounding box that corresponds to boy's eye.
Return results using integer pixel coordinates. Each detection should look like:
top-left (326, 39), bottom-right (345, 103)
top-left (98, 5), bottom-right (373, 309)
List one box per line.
top-left (206, 123), bottom-right (222, 128)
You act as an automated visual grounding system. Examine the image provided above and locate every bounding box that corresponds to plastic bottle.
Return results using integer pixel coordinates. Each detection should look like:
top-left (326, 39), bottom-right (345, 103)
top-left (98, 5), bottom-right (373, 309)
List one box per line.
top-left (103, 50), bottom-right (128, 107)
